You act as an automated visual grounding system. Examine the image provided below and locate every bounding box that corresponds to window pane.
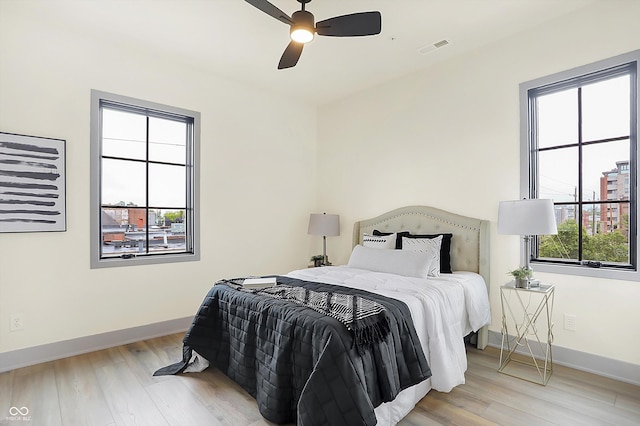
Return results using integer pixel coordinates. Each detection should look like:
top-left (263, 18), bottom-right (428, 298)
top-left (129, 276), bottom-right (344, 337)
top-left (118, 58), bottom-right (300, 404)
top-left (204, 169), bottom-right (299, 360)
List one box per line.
top-left (582, 139), bottom-right (630, 203)
top-left (102, 109), bottom-right (147, 160)
top-left (101, 158), bottom-right (146, 206)
top-left (149, 163), bottom-right (185, 207)
top-left (100, 207), bottom-right (141, 257)
top-left (154, 209), bottom-right (187, 253)
top-left (537, 88), bottom-right (578, 149)
top-left (539, 205), bottom-right (579, 260)
top-left (538, 147), bottom-right (578, 202)
top-left (584, 202), bottom-right (630, 264)
top-left (149, 117), bottom-right (186, 164)
top-left (582, 75), bottom-right (631, 142)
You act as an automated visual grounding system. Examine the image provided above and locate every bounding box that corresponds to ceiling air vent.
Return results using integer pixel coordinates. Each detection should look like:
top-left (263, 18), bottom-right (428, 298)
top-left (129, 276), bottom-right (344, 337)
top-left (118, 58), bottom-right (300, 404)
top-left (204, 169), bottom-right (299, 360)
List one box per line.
top-left (418, 39), bottom-right (450, 54)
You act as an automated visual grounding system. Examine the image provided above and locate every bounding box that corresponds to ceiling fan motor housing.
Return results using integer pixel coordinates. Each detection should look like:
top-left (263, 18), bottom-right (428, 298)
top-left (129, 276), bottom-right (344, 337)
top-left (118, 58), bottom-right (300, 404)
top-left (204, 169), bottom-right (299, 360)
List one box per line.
top-left (291, 10), bottom-right (315, 39)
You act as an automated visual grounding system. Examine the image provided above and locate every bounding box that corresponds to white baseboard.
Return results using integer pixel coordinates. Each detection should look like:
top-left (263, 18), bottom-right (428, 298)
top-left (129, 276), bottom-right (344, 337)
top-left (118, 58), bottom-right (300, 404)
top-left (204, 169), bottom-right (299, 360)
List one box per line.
top-left (487, 330), bottom-right (640, 386)
top-left (0, 316), bottom-right (192, 373)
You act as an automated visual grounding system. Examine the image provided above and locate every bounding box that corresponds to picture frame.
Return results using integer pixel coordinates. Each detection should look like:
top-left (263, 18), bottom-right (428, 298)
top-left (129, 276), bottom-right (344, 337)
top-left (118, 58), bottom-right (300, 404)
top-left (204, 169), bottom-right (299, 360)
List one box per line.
top-left (0, 132), bottom-right (66, 233)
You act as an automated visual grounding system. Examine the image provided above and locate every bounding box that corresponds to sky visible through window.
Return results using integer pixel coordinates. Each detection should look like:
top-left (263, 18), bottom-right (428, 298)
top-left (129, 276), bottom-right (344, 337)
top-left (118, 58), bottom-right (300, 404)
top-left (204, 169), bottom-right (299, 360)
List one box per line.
top-left (101, 108), bottom-right (187, 208)
top-left (536, 75), bottom-right (630, 204)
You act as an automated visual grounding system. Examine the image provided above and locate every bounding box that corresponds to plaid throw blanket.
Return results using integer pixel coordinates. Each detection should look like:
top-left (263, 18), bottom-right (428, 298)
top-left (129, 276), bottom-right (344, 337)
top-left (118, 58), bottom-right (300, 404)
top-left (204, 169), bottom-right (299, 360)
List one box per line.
top-left (219, 278), bottom-right (391, 354)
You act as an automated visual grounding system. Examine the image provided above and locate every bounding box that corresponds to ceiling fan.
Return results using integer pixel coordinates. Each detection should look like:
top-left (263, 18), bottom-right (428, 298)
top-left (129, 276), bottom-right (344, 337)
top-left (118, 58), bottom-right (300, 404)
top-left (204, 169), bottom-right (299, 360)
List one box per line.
top-left (245, 0), bottom-right (382, 69)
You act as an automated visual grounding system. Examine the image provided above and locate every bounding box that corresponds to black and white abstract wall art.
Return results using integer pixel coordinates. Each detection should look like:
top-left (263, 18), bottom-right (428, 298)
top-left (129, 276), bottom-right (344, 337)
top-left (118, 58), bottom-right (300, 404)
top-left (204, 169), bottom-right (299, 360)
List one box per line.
top-left (0, 132), bottom-right (66, 233)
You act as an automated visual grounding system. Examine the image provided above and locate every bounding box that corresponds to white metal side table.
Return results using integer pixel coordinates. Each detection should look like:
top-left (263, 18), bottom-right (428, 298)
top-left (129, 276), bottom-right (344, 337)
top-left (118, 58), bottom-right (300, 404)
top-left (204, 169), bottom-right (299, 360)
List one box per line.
top-left (499, 282), bottom-right (555, 385)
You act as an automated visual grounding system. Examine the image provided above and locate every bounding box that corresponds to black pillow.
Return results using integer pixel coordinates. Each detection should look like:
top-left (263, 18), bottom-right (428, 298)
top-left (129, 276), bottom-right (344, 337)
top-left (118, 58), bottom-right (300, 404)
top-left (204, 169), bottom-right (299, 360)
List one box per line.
top-left (373, 230), bottom-right (453, 273)
top-left (372, 230), bottom-right (409, 249)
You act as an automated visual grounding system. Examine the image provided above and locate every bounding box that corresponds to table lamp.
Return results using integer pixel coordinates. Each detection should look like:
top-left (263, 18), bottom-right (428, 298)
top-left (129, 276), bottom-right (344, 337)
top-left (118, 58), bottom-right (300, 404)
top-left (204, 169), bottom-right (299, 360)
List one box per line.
top-left (498, 199), bottom-right (557, 288)
top-left (308, 213), bottom-right (340, 266)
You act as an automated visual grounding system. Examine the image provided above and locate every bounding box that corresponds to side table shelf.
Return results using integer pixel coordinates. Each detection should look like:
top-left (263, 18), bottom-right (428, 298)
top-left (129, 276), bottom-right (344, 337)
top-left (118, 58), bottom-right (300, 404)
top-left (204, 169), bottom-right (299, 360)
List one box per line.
top-left (499, 282), bottom-right (555, 385)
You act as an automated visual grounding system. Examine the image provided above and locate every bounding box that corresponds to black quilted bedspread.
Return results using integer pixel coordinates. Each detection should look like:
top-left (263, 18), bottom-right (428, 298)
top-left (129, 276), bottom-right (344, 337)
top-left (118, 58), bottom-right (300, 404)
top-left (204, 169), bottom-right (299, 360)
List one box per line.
top-left (154, 276), bottom-right (431, 426)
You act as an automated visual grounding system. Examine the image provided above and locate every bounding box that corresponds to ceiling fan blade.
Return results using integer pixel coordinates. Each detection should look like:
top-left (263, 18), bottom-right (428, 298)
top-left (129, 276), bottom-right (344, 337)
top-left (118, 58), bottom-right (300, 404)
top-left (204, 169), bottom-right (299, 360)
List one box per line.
top-left (278, 41), bottom-right (304, 69)
top-left (245, 0), bottom-right (293, 25)
top-left (316, 11), bottom-right (381, 37)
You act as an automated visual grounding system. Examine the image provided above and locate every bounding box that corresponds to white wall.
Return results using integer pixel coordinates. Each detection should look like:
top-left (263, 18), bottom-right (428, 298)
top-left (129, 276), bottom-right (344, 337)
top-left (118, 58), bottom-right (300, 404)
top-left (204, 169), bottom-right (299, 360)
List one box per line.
top-left (0, 6), bottom-right (317, 353)
top-left (317, 1), bottom-right (640, 365)
top-left (2, 0), bottom-right (639, 370)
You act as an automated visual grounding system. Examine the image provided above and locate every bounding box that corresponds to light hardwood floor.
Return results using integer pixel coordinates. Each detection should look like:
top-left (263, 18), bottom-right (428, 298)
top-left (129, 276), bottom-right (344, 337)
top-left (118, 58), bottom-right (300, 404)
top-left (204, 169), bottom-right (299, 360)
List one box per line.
top-left (1, 333), bottom-right (638, 425)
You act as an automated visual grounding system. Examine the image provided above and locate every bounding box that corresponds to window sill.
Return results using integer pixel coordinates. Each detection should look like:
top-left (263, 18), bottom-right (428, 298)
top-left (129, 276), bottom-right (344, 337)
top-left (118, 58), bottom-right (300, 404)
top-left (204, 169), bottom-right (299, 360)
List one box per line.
top-left (91, 252), bottom-right (199, 269)
top-left (532, 261), bottom-right (640, 282)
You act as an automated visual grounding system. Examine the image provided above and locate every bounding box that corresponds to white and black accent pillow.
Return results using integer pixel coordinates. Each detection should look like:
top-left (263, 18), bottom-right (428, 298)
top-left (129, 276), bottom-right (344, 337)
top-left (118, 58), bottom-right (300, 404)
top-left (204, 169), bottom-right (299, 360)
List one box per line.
top-left (374, 230), bottom-right (454, 273)
top-left (362, 232), bottom-right (396, 249)
top-left (401, 235), bottom-right (443, 277)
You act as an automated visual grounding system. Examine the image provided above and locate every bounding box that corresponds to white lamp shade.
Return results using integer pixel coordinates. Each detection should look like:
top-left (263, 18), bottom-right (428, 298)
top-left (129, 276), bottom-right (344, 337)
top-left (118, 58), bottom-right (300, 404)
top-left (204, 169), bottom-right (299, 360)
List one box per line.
top-left (498, 199), bottom-right (557, 236)
top-left (308, 213), bottom-right (340, 237)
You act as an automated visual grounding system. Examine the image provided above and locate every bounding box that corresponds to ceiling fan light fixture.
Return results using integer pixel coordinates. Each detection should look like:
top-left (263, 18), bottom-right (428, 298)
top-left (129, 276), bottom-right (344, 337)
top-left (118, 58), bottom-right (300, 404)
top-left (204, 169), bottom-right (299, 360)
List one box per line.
top-left (290, 10), bottom-right (315, 44)
top-left (290, 27), bottom-right (314, 43)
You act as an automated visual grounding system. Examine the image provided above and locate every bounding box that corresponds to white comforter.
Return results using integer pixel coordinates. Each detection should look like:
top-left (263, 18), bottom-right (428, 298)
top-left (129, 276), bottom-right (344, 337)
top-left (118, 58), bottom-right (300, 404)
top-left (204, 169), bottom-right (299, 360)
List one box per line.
top-left (286, 266), bottom-right (491, 423)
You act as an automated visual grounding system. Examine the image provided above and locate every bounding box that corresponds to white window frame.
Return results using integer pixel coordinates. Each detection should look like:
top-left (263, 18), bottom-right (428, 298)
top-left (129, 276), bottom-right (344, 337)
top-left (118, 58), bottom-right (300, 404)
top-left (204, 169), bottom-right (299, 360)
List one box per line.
top-left (520, 50), bottom-right (640, 281)
top-left (90, 90), bottom-right (200, 268)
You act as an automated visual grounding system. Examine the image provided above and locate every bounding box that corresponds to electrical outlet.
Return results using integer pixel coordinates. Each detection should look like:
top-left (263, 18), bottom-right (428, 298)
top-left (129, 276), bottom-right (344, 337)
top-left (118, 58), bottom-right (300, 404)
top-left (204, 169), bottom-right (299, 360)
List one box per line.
top-left (10, 314), bottom-right (24, 331)
top-left (564, 313), bottom-right (576, 332)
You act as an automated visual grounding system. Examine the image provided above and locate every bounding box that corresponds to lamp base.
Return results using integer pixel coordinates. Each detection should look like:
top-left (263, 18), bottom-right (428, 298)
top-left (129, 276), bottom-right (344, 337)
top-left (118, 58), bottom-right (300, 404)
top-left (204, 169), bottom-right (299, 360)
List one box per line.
top-left (515, 278), bottom-right (540, 289)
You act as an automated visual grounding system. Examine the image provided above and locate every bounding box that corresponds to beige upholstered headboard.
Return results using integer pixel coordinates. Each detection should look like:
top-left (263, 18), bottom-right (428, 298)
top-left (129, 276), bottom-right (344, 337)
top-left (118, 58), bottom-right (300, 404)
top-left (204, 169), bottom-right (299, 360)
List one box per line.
top-left (352, 205), bottom-right (490, 348)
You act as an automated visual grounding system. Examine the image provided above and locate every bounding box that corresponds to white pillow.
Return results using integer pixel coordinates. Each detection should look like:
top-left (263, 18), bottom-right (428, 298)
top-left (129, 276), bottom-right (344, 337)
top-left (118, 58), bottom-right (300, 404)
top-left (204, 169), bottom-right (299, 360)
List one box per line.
top-left (347, 244), bottom-right (432, 278)
top-left (362, 232), bottom-right (396, 249)
top-left (402, 235), bottom-right (443, 277)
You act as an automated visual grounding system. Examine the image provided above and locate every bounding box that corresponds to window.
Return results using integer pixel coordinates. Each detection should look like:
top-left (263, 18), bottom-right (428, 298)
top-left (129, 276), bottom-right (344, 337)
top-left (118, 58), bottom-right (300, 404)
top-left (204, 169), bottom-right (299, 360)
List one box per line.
top-left (520, 50), bottom-right (640, 280)
top-left (90, 90), bottom-right (200, 268)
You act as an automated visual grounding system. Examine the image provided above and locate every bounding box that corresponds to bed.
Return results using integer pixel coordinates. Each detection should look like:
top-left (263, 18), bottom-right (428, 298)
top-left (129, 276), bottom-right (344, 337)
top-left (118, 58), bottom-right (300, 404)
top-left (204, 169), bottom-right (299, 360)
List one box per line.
top-left (351, 204), bottom-right (490, 351)
top-left (155, 205), bottom-right (491, 425)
